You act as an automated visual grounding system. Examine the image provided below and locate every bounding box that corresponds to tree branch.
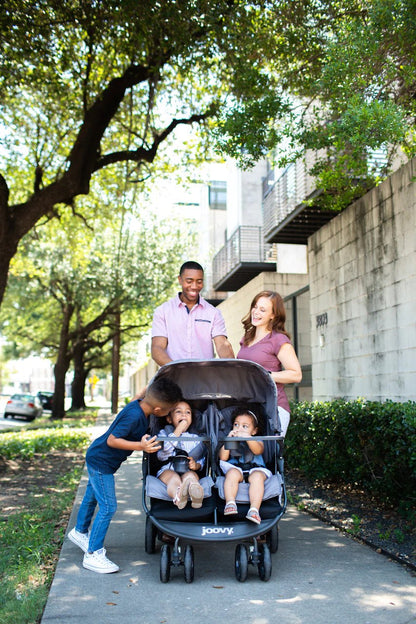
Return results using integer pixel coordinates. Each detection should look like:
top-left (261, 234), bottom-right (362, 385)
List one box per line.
top-left (94, 108), bottom-right (216, 171)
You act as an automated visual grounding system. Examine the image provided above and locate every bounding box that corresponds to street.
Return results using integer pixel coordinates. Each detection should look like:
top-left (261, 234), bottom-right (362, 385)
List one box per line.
top-left (0, 395), bottom-right (24, 430)
top-left (0, 395), bottom-right (79, 430)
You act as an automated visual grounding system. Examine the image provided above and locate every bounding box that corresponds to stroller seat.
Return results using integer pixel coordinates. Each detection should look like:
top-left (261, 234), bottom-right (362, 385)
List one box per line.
top-left (145, 475), bottom-right (216, 521)
top-left (146, 474), bottom-right (214, 501)
top-left (215, 473), bottom-right (282, 503)
top-left (214, 474), bottom-right (284, 521)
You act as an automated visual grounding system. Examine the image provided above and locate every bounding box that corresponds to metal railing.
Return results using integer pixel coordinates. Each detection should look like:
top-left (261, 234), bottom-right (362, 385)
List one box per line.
top-left (263, 152), bottom-right (320, 240)
top-left (212, 225), bottom-right (275, 287)
top-left (263, 148), bottom-right (388, 240)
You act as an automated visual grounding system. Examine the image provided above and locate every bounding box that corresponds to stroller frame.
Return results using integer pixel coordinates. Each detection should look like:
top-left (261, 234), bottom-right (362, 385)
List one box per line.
top-left (142, 359), bottom-right (287, 582)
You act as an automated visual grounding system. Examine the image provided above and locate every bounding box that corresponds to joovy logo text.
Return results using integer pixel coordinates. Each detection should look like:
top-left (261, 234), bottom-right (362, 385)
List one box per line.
top-left (201, 526), bottom-right (234, 536)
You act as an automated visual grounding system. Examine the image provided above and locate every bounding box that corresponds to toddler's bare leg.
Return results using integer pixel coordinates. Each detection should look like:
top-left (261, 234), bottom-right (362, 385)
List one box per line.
top-left (248, 470), bottom-right (267, 510)
top-left (224, 467), bottom-right (243, 503)
top-left (181, 470), bottom-right (199, 484)
top-left (159, 469), bottom-right (181, 499)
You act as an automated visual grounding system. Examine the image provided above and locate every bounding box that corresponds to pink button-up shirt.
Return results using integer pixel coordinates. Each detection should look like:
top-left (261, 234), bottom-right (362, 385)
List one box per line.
top-left (151, 294), bottom-right (228, 360)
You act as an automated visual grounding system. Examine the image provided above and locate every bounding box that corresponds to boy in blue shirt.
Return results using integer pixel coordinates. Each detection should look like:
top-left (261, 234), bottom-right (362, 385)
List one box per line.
top-left (68, 376), bottom-right (182, 573)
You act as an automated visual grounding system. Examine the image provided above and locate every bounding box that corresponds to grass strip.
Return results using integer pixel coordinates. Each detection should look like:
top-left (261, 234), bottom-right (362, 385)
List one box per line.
top-left (0, 461), bottom-right (84, 624)
top-left (0, 418), bottom-right (95, 624)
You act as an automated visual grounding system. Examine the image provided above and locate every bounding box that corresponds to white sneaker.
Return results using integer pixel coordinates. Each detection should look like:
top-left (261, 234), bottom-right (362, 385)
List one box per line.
top-left (68, 528), bottom-right (90, 553)
top-left (83, 548), bottom-right (119, 574)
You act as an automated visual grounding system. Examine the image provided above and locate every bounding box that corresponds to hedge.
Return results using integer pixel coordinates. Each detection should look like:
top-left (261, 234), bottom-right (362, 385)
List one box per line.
top-left (285, 399), bottom-right (416, 507)
top-left (0, 427), bottom-right (90, 460)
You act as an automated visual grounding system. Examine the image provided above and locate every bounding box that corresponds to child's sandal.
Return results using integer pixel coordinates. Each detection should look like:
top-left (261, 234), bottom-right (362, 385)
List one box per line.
top-left (173, 483), bottom-right (188, 509)
top-left (246, 507), bottom-right (261, 524)
top-left (189, 482), bottom-right (204, 509)
top-left (224, 501), bottom-right (238, 515)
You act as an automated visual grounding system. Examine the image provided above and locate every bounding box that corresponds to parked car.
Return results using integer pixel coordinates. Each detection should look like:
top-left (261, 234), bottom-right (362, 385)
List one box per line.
top-left (3, 393), bottom-right (43, 421)
top-left (36, 391), bottom-right (54, 411)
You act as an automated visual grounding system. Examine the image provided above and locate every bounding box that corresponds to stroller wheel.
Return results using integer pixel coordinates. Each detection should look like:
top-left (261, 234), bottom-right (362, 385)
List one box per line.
top-left (266, 524), bottom-right (279, 554)
top-left (257, 543), bottom-right (272, 581)
top-left (235, 543), bottom-right (248, 582)
top-left (183, 544), bottom-right (194, 584)
top-left (145, 516), bottom-right (157, 554)
top-left (160, 544), bottom-right (171, 583)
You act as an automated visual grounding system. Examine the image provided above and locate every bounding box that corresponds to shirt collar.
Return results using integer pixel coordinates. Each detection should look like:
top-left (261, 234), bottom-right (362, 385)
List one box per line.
top-left (176, 292), bottom-right (204, 309)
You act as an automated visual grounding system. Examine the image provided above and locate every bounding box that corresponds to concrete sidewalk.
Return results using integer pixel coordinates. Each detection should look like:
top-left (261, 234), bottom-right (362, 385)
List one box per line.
top-left (42, 415), bottom-right (416, 624)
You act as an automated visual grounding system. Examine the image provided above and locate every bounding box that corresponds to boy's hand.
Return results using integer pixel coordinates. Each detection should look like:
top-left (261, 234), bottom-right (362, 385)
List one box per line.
top-left (141, 434), bottom-right (161, 453)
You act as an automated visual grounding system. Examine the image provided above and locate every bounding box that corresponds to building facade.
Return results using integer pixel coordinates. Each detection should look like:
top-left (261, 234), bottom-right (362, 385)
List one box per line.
top-left (308, 157), bottom-right (416, 401)
top-left (215, 155), bottom-right (416, 403)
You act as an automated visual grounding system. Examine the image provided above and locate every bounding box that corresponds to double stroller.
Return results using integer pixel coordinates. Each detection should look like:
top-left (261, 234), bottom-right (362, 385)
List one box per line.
top-left (142, 359), bottom-right (287, 582)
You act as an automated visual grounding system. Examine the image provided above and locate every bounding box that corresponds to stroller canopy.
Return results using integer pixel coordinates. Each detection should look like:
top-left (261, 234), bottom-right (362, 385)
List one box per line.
top-left (153, 358), bottom-right (281, 435)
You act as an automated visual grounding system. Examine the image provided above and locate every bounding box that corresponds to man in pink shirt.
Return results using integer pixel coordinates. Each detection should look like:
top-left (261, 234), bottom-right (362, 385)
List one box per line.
top-left (151, 261), bottom-right (234, 365)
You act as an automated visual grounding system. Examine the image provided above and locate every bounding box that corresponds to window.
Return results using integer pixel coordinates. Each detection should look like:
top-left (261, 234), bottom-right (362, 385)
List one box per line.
top-left (209, 180), bottom-right (227, 210)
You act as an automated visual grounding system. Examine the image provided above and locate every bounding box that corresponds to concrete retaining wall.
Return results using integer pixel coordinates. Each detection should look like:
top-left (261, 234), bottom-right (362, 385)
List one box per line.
top-left (308, 157), bottom-right (416, 401)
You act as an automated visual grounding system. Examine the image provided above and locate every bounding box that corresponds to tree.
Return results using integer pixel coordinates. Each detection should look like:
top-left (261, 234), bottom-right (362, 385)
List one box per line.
top-left (0, 0), bottom-right (287, 306)
top-left (71, 344), bottom-right (109, 411)
top-left (216, 0), bottom-right (416, 209)
top-left (0, 205), bottom-right (193, 417)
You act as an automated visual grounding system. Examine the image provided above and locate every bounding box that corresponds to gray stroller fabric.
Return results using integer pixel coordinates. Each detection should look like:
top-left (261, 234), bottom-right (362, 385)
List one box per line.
top-left (155, 359), bottom-right (282, 436)
top-left (146, 475), bottom-right (214, 502)
top-left (215, 474), bottom-right (283, 504)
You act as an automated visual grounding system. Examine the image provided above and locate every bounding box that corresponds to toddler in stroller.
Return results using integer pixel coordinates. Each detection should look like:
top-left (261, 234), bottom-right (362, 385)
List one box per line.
top-left (157, 401), bottom-right (206, 509)
top-left (219, 407), bottom-right (271, 525)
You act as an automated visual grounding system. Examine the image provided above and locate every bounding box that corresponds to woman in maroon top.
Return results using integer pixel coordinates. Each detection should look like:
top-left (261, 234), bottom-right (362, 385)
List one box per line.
top-left (237, 290), bottom-right (302, 436)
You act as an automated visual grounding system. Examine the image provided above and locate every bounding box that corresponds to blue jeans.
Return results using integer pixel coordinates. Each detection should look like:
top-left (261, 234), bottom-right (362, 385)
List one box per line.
top-left (75, 464), bottom-right (117, 553)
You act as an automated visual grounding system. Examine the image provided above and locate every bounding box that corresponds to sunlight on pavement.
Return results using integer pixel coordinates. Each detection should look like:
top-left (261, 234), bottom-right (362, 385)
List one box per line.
top-left (351, 583), bottom-right (416, 611)
top-left (326, 540), bottom-right (347, 548)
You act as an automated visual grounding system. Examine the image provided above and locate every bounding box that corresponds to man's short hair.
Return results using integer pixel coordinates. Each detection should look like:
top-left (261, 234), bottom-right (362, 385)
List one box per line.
top-left (179, 261), bottom-right (204, 275)
top-left (147, 377), bottom-right (182, 404)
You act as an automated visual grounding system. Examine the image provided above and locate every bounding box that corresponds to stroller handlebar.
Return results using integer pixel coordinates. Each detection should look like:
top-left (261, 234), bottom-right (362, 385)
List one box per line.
top-left (155, 435), bottom-right (210, 442)
top-left (154, 435), bottom-right (284, 442)
top-left (222, 435), bottom-right (284, 441)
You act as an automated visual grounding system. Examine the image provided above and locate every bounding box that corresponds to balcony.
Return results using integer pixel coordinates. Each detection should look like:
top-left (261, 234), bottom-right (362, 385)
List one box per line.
top-left (263, 149), bottom-right (389, 244)
top-left (212, 226), bottom-right (276, 291)
top-left (263, 153), bottom-right (336, 244)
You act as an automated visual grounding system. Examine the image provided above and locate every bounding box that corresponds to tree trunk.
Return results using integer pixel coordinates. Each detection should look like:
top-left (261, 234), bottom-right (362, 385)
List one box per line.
top-left (111, 308), bottom-right (121, 415)
top-left (71, 346), bottom-right (88, 410)
top-left (53, 355), bottom-right (71, 419)
top-left (0, 230), bottom-right (19, 309)
top-left (52, 304), bottom-right (74, 419)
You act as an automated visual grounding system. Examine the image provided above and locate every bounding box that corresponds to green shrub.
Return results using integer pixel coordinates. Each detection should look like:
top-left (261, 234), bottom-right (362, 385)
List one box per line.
top-left (286, 399), bottom-right (416, 506)
top-left (0, 427), bottom-right (90, 460)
